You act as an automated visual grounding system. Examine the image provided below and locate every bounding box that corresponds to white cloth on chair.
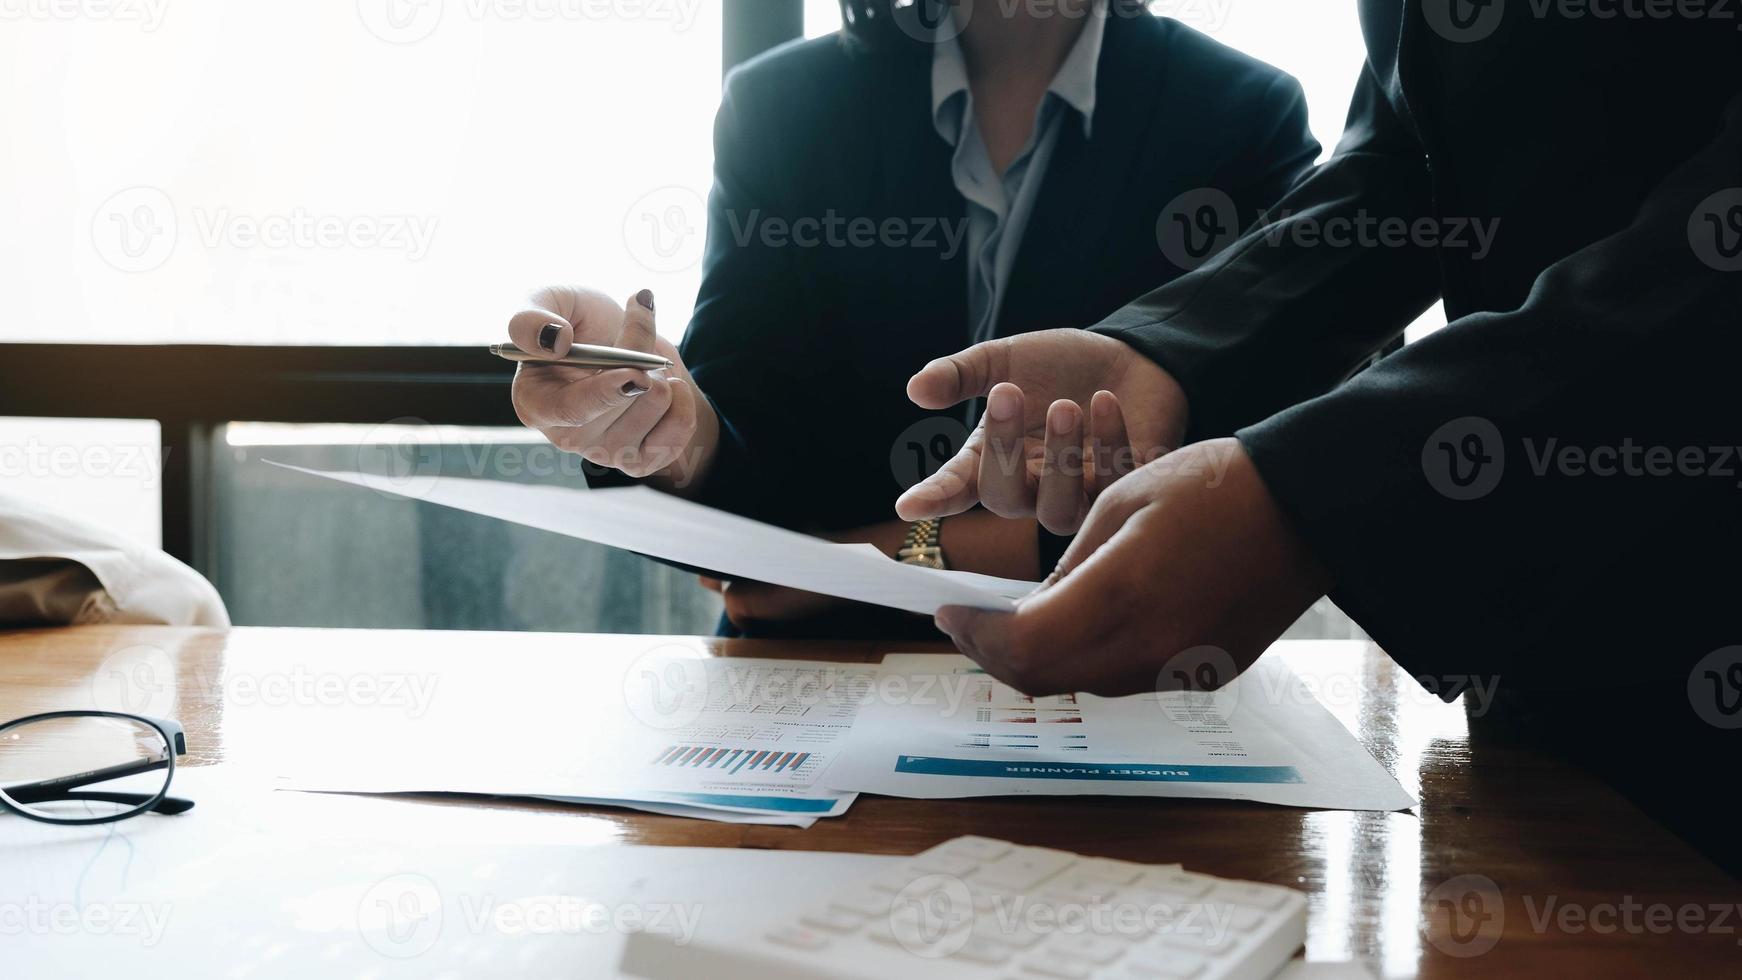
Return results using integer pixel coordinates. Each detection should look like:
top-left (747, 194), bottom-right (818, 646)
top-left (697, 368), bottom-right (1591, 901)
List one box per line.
top-left (0, 492), bottom-right (228, 627)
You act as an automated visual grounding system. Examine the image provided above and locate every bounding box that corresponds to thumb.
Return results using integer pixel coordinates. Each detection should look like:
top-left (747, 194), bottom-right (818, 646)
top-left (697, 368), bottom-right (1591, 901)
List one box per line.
top-left (935, 601), bottom-right (1079, 696)
top-left (934, 604), bottom-right (1018, 667)
top-left (907, 339), bottom-right (1005, 410)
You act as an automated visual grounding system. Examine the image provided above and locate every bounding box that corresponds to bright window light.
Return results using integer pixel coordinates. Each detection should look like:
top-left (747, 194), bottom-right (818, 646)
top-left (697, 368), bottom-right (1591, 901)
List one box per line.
top-left (0, 2), bottom-right (722, 345)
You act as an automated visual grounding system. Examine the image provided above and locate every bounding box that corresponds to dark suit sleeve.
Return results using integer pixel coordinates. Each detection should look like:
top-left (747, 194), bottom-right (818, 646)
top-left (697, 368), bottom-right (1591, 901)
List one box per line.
top-left (1037, 70), bottom-right (1321, 577)
top-left (1235, 94), bottom-right (1742, 686)
top-left (1233, 73), bottom-right (1322, 229)
top-left (677, 69), bottom-right (845, 525)
top-left (1092, 65), bottom-right (1442, 440)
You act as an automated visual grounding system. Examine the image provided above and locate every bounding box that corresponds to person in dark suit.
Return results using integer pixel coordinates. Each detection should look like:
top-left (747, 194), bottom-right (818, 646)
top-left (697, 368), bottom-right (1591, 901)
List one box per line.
top-left (897, 5), bottom-right (1741, 870)
top-left (506, 0), bottom-right (1319, 636)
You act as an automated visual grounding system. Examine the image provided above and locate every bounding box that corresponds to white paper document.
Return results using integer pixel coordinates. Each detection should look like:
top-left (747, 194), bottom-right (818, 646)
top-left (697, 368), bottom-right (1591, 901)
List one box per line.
top-left (274, 464), bottom-right (1036, 614)
top-left (533, 795), bottom-right (833, 827)
top-left (280, 654), bottom-right (876, 823)
top-left (828, 654), bottom-right (1417, 812)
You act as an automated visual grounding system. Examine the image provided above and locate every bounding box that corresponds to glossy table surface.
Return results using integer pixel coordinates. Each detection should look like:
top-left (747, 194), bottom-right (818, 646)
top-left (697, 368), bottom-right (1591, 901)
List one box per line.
top-left (1, 625), bottom-right (1736, 978)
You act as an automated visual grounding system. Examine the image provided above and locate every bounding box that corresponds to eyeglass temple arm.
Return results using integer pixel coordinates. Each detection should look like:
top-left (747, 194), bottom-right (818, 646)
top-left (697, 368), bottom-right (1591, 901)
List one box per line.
top-left (3, 757), bottom-right (169, 805)
top-left (34, 790), bottom-right (195, 815)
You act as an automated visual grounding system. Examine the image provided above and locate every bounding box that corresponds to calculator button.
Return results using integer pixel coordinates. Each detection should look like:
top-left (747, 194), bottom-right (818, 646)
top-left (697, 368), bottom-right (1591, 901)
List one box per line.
top-left (911, 853), bottom-right (980, 877)
top-left (829, 889), bottom-right (892, 917)
top-left (873, 867), bottom-right (955, 894)
top-left (871, 871), bottom-right (918, 893)
top-left (1137, 871), bottom-right (1212, 898)
top-left (972, 849), bottom-right (1075, 890)
top-left (1021, 951), bottom-right (1095, 979)
top-left (1123, 954), bottom-right (1207, 978)
top-left (1045, 934), bottom-right (1125, 964)
top-left (1124, 888), bottom-right (1188, 913)
top-left (1071, 858), bottom-right (1144, 885)
top-left (938, 836), bottom-right (1013, 861)
top-left (1036, 885), bottom-right (1115, 908)
top-left (972, 918), bottom-right (1044, 949)
top-left (972, 886), bottom-right (1019, 912)
top-left (1043, 877), bottom-right (1123, 903)
top-left (952, 938), bottom-right (1015, 966)
top-left (799, 909), bottom-right (865, 934)
top-left (764, 925), bottom-right (829, 951)
top-left (1159, 927), bottom-right (1238, 955)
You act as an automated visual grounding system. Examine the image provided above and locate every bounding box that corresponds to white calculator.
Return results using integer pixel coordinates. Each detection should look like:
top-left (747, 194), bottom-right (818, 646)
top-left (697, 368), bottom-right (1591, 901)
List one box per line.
top-left (621, 835), bottom-right (1307, 980)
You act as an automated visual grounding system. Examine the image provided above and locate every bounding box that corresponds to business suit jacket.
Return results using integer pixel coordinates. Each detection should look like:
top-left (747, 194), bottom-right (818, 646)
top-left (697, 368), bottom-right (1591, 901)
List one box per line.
top-left (1092, 5), bottom-right (1742, 691)
top-left (681, 13), bottom-right (1320, 551)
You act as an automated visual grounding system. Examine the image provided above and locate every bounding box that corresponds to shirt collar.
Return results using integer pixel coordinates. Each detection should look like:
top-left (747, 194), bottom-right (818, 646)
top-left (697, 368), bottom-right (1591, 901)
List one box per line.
top-left (930, 1), bottom-right (1108, 145)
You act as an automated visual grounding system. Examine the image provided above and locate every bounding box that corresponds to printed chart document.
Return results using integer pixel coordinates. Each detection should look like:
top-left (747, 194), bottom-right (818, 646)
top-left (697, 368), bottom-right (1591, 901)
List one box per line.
top-left (281, 654), bottom-right (878, 827)
top-left (274, 464), bottom-right (1035, 615)
top-left (828, 654), bottom-right (1416, 812)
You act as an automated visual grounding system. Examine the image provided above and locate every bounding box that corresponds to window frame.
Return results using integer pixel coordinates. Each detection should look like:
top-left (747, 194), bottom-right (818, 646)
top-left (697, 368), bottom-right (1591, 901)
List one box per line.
top-left (0, 0), bottom-right (808, 569)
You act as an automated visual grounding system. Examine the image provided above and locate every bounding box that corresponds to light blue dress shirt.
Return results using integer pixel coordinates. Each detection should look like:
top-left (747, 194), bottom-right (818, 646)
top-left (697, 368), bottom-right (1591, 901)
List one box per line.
top-left (930, 7), bottom-right (1107, 346)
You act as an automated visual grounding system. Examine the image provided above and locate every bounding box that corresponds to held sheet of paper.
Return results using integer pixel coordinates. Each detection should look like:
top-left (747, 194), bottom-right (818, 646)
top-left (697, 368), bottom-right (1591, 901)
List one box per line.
top-left (272, 465), bottom-right (1036, 615)
top-left (827, 654), bottom-right (1417, 812)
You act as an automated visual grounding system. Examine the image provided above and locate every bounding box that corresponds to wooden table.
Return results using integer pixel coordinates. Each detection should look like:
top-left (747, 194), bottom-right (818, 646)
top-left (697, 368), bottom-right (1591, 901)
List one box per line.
top-left (2, 625), bottom-right (1736, 978)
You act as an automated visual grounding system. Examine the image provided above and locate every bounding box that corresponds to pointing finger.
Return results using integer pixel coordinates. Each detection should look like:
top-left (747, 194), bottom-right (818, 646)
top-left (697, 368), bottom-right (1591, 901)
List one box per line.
top-left (1088, 390), bottom-right (1133, 500)
top-left (1035, 399), bottom-right (1087, 534)
top-left (896, 424), bottom-right (986, 520)
top-left (977, 383), bottom-right (1034, 518)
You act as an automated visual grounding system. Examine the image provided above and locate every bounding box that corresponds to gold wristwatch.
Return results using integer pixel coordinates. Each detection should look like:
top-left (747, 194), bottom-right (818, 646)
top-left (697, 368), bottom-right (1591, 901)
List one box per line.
top-left (897, 518), bottom-right (946, 570)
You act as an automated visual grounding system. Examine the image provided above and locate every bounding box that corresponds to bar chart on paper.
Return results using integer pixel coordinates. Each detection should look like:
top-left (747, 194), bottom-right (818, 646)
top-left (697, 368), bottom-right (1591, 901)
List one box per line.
top-left (652, 745), bottom-right (827, 783)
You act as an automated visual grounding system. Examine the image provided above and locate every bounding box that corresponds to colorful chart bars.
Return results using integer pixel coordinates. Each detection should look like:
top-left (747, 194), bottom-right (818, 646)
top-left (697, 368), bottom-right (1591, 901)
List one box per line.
top-left (652, 745), bottom-right (813, 775)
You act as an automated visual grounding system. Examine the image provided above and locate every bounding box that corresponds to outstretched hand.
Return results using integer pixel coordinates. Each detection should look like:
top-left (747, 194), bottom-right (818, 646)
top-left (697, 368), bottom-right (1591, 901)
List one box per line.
top-left (895, 330), bottom-right (1189, 535)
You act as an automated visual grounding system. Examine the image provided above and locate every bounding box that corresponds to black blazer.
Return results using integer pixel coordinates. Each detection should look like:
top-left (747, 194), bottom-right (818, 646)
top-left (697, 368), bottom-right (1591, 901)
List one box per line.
top-left (1094, 6), bottom-right (1742, 689)
top-left (681, 14), bottom-right (1320, 552)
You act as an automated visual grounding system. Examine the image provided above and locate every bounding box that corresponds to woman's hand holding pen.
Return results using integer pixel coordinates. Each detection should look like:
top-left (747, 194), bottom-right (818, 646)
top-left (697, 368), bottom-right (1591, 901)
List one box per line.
top-left (508, 285), bottom-right (720, 491)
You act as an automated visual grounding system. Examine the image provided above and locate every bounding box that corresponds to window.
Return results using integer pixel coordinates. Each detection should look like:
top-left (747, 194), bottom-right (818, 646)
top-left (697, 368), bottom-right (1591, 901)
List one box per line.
top-left (0, 2), bottom-right (723, 346)
top-left (1, 3), bottom-right (734, 629)
top-left (0, 418), bottom-right (162, 546)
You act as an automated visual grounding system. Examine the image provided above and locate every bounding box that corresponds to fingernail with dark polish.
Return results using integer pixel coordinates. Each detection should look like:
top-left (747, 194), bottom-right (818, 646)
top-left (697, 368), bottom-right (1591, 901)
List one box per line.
top-left (538, 323), bottom-right (562, 351)
top-left (622, 381), bottom-right (650, 397)
top-left (635, 289), bottom-right (655, 312)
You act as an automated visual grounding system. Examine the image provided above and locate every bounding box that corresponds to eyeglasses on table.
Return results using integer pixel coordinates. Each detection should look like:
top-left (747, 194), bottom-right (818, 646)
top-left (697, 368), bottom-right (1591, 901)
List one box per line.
top-left (0, 710), bottom-right (194, 825)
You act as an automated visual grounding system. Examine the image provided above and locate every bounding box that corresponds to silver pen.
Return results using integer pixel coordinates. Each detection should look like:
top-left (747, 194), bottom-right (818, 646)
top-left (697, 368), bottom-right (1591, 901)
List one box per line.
top-left (489, 341), bottom-right (671, 371)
